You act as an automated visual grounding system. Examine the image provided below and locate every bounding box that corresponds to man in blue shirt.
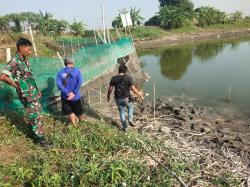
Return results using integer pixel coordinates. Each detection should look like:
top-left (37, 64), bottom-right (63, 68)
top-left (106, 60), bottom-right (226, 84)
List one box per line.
top-left (56, 57), bottom-right (84, 126)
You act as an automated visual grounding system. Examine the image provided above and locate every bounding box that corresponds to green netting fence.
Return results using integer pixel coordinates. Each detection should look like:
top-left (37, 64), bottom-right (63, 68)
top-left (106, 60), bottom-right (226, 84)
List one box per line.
top-left (0, 37), bottom-right (135, 113)
top-left (58, 37), bottom-right (102, 47)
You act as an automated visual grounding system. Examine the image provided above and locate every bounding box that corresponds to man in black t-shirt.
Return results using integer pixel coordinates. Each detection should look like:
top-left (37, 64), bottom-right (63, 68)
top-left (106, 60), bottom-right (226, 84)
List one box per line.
top-left (107, 65), bottom-right (144, 132)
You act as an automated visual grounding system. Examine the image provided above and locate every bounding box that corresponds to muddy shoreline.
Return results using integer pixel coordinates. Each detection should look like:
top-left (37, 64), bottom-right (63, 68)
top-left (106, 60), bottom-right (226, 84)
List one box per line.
top-left (135, 28), bottom-right (250, 49)
top-left (130, 96), bottom-right (250, 185)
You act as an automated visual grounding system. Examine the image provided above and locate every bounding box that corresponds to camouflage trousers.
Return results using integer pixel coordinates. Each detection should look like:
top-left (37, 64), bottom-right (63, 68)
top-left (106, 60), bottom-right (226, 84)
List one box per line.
top-left (22, 99), bottom-right (45, 140)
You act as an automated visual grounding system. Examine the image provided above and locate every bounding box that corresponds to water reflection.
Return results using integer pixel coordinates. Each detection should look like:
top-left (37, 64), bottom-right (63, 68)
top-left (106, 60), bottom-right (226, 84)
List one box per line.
top-left (160, 46), bottom-right (193, 80)
top-left (139, 36), bottom-right (250, 118)
top-left (193, 43), bottom-right (225, 61)
top-left (230, 40), bottom-right (242, 50)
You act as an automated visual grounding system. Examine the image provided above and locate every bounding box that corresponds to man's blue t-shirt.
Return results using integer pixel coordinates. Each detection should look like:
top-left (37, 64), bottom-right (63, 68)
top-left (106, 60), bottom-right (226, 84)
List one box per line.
top-left (56, 67), bottom-right (83, 101)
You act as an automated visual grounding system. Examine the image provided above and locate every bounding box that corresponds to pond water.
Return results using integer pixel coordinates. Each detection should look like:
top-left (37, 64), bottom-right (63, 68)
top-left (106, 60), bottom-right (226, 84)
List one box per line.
top-left (139, 36), bottom-right (250, 118)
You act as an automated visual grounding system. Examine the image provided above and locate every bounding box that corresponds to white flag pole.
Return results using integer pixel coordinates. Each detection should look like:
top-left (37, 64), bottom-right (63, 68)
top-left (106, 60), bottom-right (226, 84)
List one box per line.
top-left (101, 2), bottom-right (107, 43)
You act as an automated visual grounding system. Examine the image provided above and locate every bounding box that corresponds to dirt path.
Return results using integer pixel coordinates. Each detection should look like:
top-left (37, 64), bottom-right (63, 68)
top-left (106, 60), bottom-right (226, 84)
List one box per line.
top-left (135, 28), bottom-right (250, 49)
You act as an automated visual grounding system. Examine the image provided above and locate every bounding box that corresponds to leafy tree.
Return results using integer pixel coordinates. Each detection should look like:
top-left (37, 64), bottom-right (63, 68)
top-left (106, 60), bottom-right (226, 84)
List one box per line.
top-left (112, 7), bottom-right (144, 28)
top-left (159, 0), bottom-right (194, 11)
top-left (70, 19), bottom-right (86, 36)
top-left (145, 15), bottom-right (161, 26)
top-left (130, 7), bottom-right (144, 25)
top-left (0, 16), bottom-right (10, 31)
top-left (38, 10), bottom-right (54, 35)
top-left (158, 5), bottom-right (193, 29)
top-left (112, 16), bottom-right (123, 28)
top-left (8, 13), bottom-right (25, 32)
top-left (21, 12), bottom-right (42, 32)
top-left (51, 20), bottom-right (68, 36)
top-left (195, 6), bottom-right (229, 27)
top-left (231, 11), bottom-right (243, 22)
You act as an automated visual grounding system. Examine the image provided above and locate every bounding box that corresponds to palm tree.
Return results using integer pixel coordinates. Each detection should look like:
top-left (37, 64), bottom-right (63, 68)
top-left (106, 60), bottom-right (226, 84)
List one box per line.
top-left (38, 10), bottom-right (53, 35)
top-left (52, 20), bottom-right (68, 36)
top-left (231, 11), bottom-right (243, 22)
top-left (195, 6), bottom-right (233, 27)
top-left (70, 19), bottom-right (86, 36)
top-left (159, 0), bottom-right (194, 11)
top-left (112, 16), bottom-right (123, 28)
top-left (158, 5), bottom-right (192, 29)
top-left (112, 7), bottom-right (144, 28)
top-left (0, 15), bottom-right (10, 31)
top-left (130, 7), bottom-right (144, 26)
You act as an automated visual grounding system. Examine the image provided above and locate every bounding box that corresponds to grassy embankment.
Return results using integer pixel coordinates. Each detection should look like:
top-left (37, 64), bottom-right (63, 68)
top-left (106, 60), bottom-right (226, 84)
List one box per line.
top-left (0, 114), bottom-right (240, 186)
top-left (129, 19), bottom-right (250, 40)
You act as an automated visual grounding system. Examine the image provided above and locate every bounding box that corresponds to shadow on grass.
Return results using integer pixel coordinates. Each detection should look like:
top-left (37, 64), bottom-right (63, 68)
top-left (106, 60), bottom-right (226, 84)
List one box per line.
top-left (0, 111), bottom-right (34, 140)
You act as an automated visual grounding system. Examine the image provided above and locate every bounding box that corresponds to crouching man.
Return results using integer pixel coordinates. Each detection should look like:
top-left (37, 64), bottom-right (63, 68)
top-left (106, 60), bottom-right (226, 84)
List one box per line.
top-left (107, 65), bottom-right (144, 132)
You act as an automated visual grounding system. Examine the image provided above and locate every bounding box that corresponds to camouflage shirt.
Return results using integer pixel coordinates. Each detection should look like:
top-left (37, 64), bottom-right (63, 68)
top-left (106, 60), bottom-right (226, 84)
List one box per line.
top-left (2, 53), bottom-right (39, 102)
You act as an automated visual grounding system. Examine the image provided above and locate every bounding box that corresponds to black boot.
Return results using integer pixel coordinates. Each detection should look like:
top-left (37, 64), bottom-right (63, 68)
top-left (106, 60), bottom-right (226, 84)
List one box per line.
top-left (37, 139), bottom-right (53, 149)
top-left (35, 136), bottom-right (53, 149)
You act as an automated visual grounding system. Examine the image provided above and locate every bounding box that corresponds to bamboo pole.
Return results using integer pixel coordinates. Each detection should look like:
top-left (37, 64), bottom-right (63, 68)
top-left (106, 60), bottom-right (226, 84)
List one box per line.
top-left (99, 79), bottom-right (102, 105)
top-left (115, 28), bottom-right (121, 39)
top-left (6, 48), bottom-right (11, 62)
top-left (99, 78), bottom-right (103, 121)
top-left (87, 84), bottom-right (92, 108)
top-left (127, 26), bottom-right (134, 42)
top-left (136, 138), bottom-right (188, 187)
top-left (124, 26), bottom-right (128, 37)
top-left (93, 28), bottom-right (99, 52)
top-left (62, 41), bottom-right (65, 56)
top-left (28, 26), bottom-right (38, 56)
top-left (101, 2), bottom-right (107, 43)
top-left (105, 19), bottom-right (110, 44)
top-left (154, 83), bottom-right (156, 119)
top-left (71, 38), bottom-right (73, 55)
top-left (56, 52), bottom-right (64, 67)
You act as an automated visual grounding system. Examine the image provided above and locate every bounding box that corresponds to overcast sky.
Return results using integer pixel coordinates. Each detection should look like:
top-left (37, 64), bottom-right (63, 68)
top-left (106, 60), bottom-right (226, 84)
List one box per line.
top-left (1, 0), bottom-right (250, 28)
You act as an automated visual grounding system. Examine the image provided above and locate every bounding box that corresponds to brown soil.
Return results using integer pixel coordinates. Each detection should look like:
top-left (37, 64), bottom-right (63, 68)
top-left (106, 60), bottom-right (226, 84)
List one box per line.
top-left (0, 140), bottom-right (31, 165)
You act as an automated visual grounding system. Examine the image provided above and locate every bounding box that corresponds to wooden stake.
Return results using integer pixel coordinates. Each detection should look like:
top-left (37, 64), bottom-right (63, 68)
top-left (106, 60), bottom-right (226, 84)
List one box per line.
top-left (105, 19), bottom-right (110, 43)
top-left (101, 2), bottom-right (107, 43)
top-left (56, 52), bottom-right (64, 67)
top-left (78, 39), bottom-right (80, 48)
top-left (87, 84), bottom-right (92, 108)
top-left (28, 26), bottom-right (38, 56)
top-left (99, 78), bottom-right (103, 121)
top-left (62, 41), bottom-right (65, 56)
top-left (124, 26), bottom-right (128, 37)
top-left (154, 83), bottom-right (156, 119)
top-left (115, 28), bottom-right (121, 39)
top-left (127, 26), bottom-right (133, 42)
top-left (99, 79), bottom-right (102, 105)
top-left (6, 48), bottom-right (11, 62)
top-left (93, 28), bottom-right (99, 52)
top-left (71, 38), bottom-right (73, 55)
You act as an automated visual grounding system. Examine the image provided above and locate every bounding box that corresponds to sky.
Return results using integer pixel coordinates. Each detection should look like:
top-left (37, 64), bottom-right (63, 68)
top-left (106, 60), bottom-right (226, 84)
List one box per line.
top-left (1, 0), bottom-right (250, 28)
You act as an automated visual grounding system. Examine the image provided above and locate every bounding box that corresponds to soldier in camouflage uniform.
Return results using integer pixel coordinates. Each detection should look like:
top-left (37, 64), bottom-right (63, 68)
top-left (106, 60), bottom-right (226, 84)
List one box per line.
top-left (0, 38), bottom-right (51, 148)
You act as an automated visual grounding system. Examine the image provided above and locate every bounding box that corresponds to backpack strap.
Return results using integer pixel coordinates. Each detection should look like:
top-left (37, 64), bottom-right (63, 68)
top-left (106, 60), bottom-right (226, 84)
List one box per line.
top-left (63, 68), bottom-right (73, 87)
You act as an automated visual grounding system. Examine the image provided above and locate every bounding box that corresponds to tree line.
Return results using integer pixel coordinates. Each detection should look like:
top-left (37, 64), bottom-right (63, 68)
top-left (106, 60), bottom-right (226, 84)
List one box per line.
top-left (0, 11), bottom-right (86, 36)
top-left (146, 0), bottom-right (245, 29)
top-left (112, 0), bottom-right (246, 30)
top-left (0, 1), bottom-right (247, 36)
